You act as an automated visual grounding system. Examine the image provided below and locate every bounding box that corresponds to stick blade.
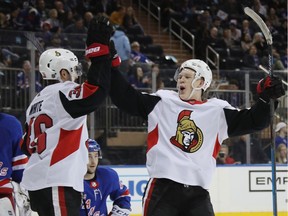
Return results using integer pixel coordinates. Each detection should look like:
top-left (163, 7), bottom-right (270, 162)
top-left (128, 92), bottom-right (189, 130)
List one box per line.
top-left (244, 7), bottom-right (273, 45)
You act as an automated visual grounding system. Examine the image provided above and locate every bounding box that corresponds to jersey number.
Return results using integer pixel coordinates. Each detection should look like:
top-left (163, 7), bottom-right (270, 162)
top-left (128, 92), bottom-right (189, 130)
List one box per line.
top-left (25, 114), bottom-right (53, 155)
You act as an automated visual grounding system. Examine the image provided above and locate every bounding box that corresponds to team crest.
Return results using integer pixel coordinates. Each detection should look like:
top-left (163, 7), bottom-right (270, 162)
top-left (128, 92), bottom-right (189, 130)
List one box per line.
top-left (170, 110), bottom-right (203, 153)
top-left (54, 50), bottom-right (61, 56)
top-left (90, 180), bottom-right (98, 189)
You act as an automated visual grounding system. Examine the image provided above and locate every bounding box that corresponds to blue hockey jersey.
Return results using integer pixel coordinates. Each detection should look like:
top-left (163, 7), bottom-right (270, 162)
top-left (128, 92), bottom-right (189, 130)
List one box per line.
top-left (0, 113), bottom-right (28, 194)
top-left (80, 166), bottom-right (131, 216)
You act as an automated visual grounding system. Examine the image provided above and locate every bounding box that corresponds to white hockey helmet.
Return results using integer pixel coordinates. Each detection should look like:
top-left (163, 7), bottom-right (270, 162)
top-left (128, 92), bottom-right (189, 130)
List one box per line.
top-left (39, 48), bottom-right (82, 81)
top-left (174, 59), bottom-right (212, 91)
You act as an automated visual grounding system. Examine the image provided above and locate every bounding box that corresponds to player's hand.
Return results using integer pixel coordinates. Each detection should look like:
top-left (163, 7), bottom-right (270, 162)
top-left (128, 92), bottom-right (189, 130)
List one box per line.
top-left (85, 15), bottom-right (114, 59)
top-left (110, 40), bottom-right (121, 67)
top-left (257, 75), bottom-right (285, 103)
top-left (86, 15), bottom-right (113, 46)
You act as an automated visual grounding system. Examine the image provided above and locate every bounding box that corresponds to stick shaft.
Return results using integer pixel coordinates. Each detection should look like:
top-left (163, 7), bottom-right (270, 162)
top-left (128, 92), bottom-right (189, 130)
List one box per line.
top-left (268, 44), bottom-right (278, 216)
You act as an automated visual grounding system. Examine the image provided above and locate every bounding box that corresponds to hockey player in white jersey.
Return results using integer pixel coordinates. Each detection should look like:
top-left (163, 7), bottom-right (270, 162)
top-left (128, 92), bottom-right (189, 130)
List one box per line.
top-left (20, 15), bottom-right (116, 216)
top-left (109, 58), bottom-right (285, 216)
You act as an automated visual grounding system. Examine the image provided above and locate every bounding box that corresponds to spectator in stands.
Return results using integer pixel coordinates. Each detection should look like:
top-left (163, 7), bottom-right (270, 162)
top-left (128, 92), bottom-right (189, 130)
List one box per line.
top-left (109, 6), bottom-right (126, 26)
top-left (241, 33), bottom-right (253, 53)
top-left (0, 48), bottom-right (20, 68)
top-left (123, 6), bottom-right (144, 35)
top-left (36, 0), bottom-right (49, 22)
top-left (216, 144), bottom-right (236, 165)
top-left (276, 144), bottom-right (287, 164)
top-left (232, 134), bottom-right (270, 164)
top-left (277, 19), bottom-right (287, 42)
top-left (211, 16), bottom-right (224, 37)
top-left (229, 19), bottom-right (242, 45)
top-left (150, 64), bottom-right (164, 91)
top-left (111, 26), bottom-right (131, 78)
top-left (160, 0), bottom-right (182, 30)
top-left (12, 4), bottom-right (40, 31)
top-left (222, 28), bottom-right (234, 49)
top-left (131, 41), bottom-right (153, 65)
top-left (83, 11), bottom-right (94, 28)
top-left (252, 0), bottom-right (267, 18)
top-left (275, 122), bottom-right (288, 148)
top-left (241, 19), bottom-right (254, 39)
top-left (16, 60), bottom-right (42, 95)
top-left (53, 0), bottom-right (66, 22)
top-left (128, 66), bottom-right (149, 88)
top-left (0, 12), bottom-right (9, 28)
top-left (6, 5), bottom-right (21, 30)
top-left (206, 26), bottom-right (226, 49)
top-left (64, 15), bottom-right (87, 34)
top-left (267, 7), bottom-right (281, 28)
top-left (40, 21), bottom-right (53, 45)
top-left (61, 10), bottom-right (75, 29)
top-left (16, 60), bottom-right (42, 123)
top-left (252, 32), bottom-right (267, 57)
top-left (45, 8), bottom-right (61, 32)
top-left (243, 45), bottom-right (263, 69)
top-left (272, 48), bottom-right (285, 70)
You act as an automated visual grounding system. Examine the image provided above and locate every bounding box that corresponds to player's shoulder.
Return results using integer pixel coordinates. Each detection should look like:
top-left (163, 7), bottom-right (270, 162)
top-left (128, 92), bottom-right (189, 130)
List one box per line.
top-left (0, 113), bottom-right (21, 127)
top-left (154, 89), bottom-right (177, 98)
top-left (97, 166), bottom-right (118, 179)
top-left (207, 97), bottom-right (234, 108)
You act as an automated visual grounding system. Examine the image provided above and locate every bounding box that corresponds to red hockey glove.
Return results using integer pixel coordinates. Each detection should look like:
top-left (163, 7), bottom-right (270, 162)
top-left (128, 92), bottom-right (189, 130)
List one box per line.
top-left (257, 75), bottom-right (285, 103)
top-left (109, 40), bottom-right (121, 67)
top-left (85, 15), bottom-right (113, 59)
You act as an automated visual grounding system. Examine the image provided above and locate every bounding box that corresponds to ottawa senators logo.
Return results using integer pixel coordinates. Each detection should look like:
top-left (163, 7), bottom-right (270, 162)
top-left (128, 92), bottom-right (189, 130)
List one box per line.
top-left (170, 110), bottom-right (203, 153)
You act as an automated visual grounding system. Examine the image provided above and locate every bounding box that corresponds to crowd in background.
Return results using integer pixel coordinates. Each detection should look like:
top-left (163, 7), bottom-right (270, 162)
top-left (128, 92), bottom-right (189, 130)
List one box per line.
top-left (0, 0), bottom-right (287, 165)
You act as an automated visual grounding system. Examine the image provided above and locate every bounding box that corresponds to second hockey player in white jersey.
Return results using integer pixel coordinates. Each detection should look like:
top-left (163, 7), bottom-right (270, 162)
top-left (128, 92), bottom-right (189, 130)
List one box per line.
top-left (20, 15), bottom-right (116, 216)
top-left (109, 58), bottom-right (285, 216)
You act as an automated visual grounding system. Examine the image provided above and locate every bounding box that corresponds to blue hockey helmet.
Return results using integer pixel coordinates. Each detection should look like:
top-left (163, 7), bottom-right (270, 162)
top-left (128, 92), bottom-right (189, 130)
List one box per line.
top-left (86, 139), bottom-right (102, 158)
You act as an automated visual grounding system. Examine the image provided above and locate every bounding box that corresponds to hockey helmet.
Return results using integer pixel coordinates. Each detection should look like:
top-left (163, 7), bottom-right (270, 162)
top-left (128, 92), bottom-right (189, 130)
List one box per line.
top-left (174, 59), bottom-right (212, 91)
top-left (39, 48), bottom-right (82, 81)
top-left (86, 139), bottom-right (102, 158)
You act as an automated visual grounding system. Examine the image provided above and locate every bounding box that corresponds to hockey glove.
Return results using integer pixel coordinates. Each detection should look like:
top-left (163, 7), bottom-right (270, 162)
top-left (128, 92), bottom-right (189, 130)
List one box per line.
top-left (85, 15), bottom-right (114, 59)
top-left (257, 75), bottom-right (285, 103)
top-left (108, 205), bottom-right (131, 216)
top-left (110, 40), bottom-right (121, 67)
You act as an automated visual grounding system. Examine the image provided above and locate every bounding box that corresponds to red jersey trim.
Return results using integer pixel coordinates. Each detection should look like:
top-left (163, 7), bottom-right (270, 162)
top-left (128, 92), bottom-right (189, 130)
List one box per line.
top-left (147, 125), bottom-right (159, 153)
top-left (50, 126), bottom-right (83, 166)
top-left (212, 134), bottom-right (221, 159)
top-left (82, 82), bottom-right (99, 98)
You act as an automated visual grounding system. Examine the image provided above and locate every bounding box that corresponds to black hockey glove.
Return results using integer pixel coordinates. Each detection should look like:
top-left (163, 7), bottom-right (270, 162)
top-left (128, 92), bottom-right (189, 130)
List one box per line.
top-left (85, 15), bottom-right (114, 59)
top-left (257, 75), bottom-right (285, 103)
top-left (110, 40), bottom-right (121, 67)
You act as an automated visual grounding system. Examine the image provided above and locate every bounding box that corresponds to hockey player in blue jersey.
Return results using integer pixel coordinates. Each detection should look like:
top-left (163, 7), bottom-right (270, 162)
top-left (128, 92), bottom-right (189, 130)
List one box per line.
top-left (80, 139), bottom-right (131, 216)
top-left (0, 112), bottom-right (28, 214)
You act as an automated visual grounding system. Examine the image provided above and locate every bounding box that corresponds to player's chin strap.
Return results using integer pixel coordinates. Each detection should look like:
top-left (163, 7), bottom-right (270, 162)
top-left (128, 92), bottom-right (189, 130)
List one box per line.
top-left (108, 205), bottom-right (131, 216)
top-left (185, 78), bottom-right (203, 101)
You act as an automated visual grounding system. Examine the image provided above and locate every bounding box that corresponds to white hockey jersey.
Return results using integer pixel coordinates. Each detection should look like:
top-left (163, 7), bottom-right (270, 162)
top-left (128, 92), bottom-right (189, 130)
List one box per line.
top-left (146, 90), bottom-right (236, 189)
top-left (21, 81), bottom-right (92, 192)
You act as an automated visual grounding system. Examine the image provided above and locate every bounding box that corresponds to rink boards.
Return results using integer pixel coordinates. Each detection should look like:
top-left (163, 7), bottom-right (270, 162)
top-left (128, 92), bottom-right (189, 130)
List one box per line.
top-left (108, 165), bottom-right (288, 216)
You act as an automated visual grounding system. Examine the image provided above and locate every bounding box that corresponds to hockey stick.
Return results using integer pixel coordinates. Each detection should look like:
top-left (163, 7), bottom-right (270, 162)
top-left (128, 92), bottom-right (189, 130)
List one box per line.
top-left (23, 31), bottom-right (45, 54)
top-left (259, 65), bottom-right (288, 86)
top-left (244, 7), bottom-right (277, 216)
